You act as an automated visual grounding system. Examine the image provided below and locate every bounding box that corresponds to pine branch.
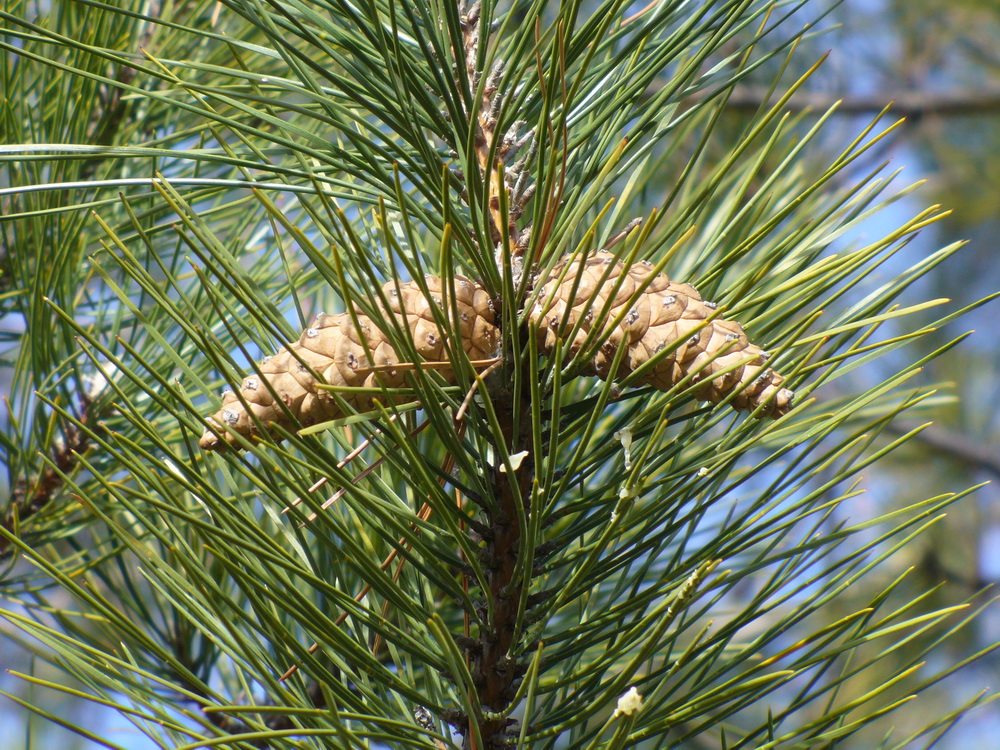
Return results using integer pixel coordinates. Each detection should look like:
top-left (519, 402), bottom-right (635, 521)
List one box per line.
top-left (684, 86), bottom-right (1000, 117)
top-left (1, 385), bottom-right (109, 557)
top-left (3, 422), bottom-right (87, 551)
top-left (0, 2), bottom-right (993, 748)
top-left (884, 420), bottom-right (1000, 479)
top-left (81, 1), bottom-right (162, 179)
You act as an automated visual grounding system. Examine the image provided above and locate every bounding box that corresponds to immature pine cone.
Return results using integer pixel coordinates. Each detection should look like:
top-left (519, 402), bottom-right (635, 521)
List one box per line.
top-left (200, 253), bottom-right (792, 450)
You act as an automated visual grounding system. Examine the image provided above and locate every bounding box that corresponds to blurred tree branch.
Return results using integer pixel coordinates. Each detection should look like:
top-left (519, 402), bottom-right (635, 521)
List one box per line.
top-left (685, 87), bottom-right (1000, 116)
top-left (887, 420), bottom-right (1000, 479)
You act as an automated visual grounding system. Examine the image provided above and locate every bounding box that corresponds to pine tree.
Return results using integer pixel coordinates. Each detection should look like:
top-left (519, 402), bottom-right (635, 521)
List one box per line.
top-left (1, 1), bottom-right (994, 748)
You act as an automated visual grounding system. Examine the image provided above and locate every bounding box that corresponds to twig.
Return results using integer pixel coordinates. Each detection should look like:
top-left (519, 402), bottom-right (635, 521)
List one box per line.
top-left (279, 368), bottom-right (487, 682)
top-left (884, 419), bottom-right (1000, 480)
top-left (2, 386), bottom-right (104, 556)
top-left (460, 2), bottom-right (532, 257)
top-left (3, 424), bottom-right (87, 554)
top-left (281, 412), bottom-right (404, 514)
top-left (681, 85), bottom-right (1000, 117)
top-left (81, 1), bottom-right (162, 179)
top-left (601, 218), bottom-right (643, 251)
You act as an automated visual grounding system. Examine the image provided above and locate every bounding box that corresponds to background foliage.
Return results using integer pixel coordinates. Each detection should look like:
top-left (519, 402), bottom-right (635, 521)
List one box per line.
top-left (1, 0), bottom-right (998, 748)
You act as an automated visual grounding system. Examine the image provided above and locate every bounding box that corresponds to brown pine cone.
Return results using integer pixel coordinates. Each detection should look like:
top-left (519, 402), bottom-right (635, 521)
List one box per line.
top-left (198, 275), bottom-right (498, 450)
top-left (528, 251), bottom-right (793, 417)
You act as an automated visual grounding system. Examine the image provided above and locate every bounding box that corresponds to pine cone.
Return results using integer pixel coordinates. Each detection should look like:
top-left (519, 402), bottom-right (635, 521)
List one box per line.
top-left (529, 251), bottom-right (793, 417)
top-left (200, 254), bottom-right (792, 450)
top-left (198, 275), bottom-right (498, 450)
